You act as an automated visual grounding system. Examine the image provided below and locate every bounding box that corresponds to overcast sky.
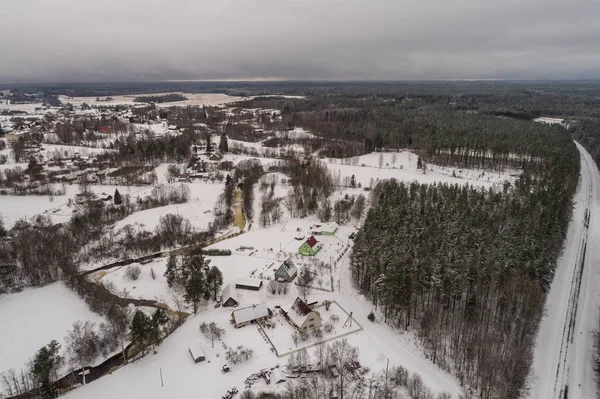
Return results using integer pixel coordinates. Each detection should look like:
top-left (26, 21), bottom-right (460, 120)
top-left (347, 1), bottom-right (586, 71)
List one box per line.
top-left (1, 0), bottom-right (598, 82)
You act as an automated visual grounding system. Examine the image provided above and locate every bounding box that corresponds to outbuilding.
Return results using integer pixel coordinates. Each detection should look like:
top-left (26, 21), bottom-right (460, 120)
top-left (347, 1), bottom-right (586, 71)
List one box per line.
top-left (310, 222), bottom-right (339, 236)
top-left (235, 279), bottom-right (263, 291)
top-left (231, 303), bottom-right (270, 328)
top-left (189, 343), bottom-right (206, 363)
top-left (221, 284), bottom-right (239, 307)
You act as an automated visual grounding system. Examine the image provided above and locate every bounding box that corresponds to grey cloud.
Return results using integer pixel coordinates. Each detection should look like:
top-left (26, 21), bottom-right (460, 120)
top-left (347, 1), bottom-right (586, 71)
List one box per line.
top-left (1, 0), bottom-right (599, 82)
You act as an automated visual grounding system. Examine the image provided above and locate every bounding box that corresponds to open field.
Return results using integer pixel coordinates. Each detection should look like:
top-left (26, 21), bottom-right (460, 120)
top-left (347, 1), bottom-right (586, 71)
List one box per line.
top-left (0, 283), bottom-right (106, 373)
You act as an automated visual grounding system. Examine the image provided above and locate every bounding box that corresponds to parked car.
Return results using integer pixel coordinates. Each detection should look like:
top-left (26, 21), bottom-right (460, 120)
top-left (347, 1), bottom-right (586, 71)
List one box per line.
top-left (214, 302), bottom-right (221, 308)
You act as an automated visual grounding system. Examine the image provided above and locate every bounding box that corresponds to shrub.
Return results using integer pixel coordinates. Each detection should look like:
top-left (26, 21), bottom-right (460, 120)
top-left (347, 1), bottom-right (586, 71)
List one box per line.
top-left (126, 265), bottom-right (141, 280)
top-left (368, 311), bottom-right (375, 322)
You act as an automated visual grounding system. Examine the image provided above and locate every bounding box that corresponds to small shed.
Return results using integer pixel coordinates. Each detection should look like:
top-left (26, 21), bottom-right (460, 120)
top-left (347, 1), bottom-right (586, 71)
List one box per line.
top-left (272, 369), bottom-right (287, 384)
top-left (222, 284), bottom-right (239, 307)
top-left (189, 344), bottom-right (206, 363)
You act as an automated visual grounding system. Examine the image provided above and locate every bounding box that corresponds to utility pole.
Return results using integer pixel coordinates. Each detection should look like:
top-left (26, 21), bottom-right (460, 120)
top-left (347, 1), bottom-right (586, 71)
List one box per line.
top-left (384, 358), bottom-right (389, 399)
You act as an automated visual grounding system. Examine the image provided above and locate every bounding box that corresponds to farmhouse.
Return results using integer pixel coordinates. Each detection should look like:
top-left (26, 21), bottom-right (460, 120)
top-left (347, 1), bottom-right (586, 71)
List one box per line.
top-left (310, 222), bottom-right (339, 236)
top-left (235, 279), bottom-right (263, 291)
top-left (298, 236), bottom-right (322, 257)
top-left (281, 297), bottom-right (322, 331)
top-left (231, 303), bottom-right (270, 328)
top-left (274, 259), bottom-right (297, 282)
top-left (221, 284), bottom-right (239, 307)
top-left (189, 343), bottom-right (206, 363)
top-left (209, 152), bottom-right (223, 161)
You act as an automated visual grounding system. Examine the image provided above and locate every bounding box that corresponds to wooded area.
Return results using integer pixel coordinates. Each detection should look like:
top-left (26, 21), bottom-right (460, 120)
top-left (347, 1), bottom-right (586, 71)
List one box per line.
top-left (350, 115), bottom-right (578, 397)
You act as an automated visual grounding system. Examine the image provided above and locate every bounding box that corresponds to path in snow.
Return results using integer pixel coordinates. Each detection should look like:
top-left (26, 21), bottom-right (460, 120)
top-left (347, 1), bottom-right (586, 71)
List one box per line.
top-left (528, 142), bottom-right (600, 398)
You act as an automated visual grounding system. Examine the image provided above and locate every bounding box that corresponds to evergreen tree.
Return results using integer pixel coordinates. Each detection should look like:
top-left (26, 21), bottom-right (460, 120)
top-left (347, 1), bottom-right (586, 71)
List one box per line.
top-left (417, 156), bottom-right (423, 169)
top-left (184, 271), bottom-right (205, 313)
top-left (206, 266), bottom-right (224, 301)
top-left (114, 188), bottom-right (122, 205)
top-left (32, 340), bottom-right (61, 398)
top-left (350, 174), bottom-right (356, 188)
top-left (319, 199), bottom-right (332, 222)
top-left (206, 133), bottom-right (213, 153)
top-left (164, 253), bottom-right (179, 287)
top-left (131, 310), bottom-right (151, 349)
top-left (219, 133), bottom-right (229, 153)
top-left (149, 308), bottom-right (169, 345)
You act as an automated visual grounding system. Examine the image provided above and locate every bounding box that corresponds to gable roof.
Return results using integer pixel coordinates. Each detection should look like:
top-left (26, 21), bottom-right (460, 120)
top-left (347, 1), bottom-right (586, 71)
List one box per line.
top-left (276, 259), bottom-right (297, 277)
top-left (291, 297), bottom-right (312, 316)
top-left (283, 297), bottom-right (317, 328)
top-left (222, 284), bottom-right (238, 303)
top-left (306, 236), bottom-right (318, 248)
top-left (232, 303), bottom-right (269, 325)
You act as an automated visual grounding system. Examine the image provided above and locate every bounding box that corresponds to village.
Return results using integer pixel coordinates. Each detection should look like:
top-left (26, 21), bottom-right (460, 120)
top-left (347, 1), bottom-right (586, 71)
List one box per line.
top-left (0, 89), bottom-right (517, 399)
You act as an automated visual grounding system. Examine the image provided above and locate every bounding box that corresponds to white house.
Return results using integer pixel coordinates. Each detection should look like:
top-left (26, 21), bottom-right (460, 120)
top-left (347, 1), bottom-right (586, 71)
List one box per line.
top-left (281, 297), bottom-right (322, 331)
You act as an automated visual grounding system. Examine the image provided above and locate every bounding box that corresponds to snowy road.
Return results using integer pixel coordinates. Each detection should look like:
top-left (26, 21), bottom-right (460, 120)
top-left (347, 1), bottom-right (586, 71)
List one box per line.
top-left (335, 248), bottom-right (464, 397)
top-left (528, 142), bottom-right (600, 399)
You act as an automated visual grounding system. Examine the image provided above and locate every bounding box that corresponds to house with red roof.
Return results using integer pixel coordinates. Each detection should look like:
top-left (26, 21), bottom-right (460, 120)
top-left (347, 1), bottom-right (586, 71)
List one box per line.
top-left (298, 235), bottom-right (322, 256)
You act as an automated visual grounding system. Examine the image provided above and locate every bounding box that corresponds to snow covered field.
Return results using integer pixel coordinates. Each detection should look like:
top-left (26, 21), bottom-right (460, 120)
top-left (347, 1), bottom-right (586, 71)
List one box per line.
top-left (325, 151), bottom-right (516, 190)
top-left (0, 184), bottom-right (155, 228)
top-left (112, 180), bottom-right (224, 233)
top-left (58, 93), bottom-right (244, 108)
top-left (42, 144), bottom-right (115, 160)
top-left (0, 283), bottom-right (106, 373)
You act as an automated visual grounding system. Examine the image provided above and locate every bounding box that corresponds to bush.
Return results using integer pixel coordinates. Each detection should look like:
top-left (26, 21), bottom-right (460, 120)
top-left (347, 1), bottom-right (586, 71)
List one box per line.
top-left (126, 265), bottom-right (141, 280)
top-left (367, 311), bottom-right (375, 322)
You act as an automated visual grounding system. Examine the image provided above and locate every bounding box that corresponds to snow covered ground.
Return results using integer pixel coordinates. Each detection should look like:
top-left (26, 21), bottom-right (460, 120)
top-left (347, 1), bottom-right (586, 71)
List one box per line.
top-left (0, 283), bottom-right (106, 373)
top-left (58, 93), bottom-right (244, 108)
top-left (325, 151), bottom-right (516, 190)
top-left (533, 117), bottom-right (565, 125)
top-left (112, 180), bottom-right (223, 233)
top-left (527, 142), bottom-right (600, 399)
top-left (42, 144), bottom-right (115, 160)
top-left (0, 184), bottom-right (155, 228)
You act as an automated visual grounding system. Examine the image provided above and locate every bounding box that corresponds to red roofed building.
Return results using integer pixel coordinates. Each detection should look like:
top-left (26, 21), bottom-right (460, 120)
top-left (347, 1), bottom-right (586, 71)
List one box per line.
top-left (299, 235), bottom-right (322, 256)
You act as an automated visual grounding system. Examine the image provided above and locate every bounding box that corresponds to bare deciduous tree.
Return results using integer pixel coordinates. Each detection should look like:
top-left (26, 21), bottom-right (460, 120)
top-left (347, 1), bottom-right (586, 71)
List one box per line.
top-left (199, 322), bottom-right (226, 348)
top-left (65, 321), bottom-right (100, 385)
